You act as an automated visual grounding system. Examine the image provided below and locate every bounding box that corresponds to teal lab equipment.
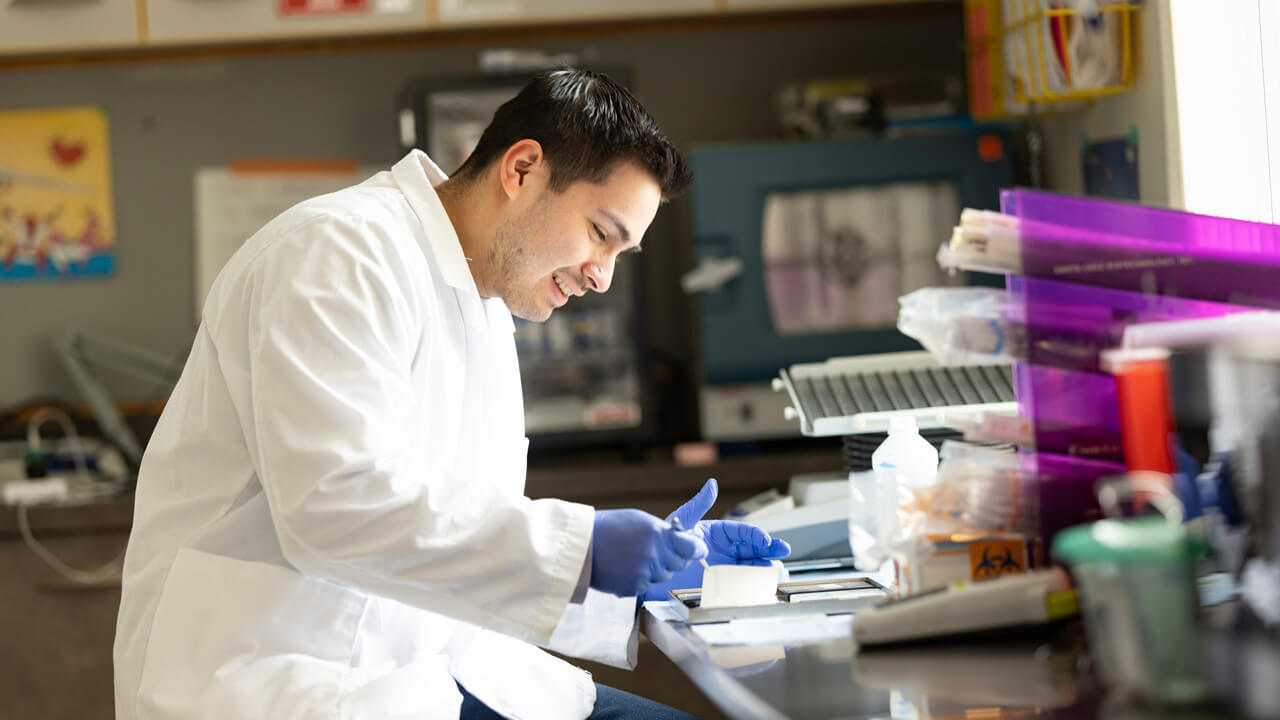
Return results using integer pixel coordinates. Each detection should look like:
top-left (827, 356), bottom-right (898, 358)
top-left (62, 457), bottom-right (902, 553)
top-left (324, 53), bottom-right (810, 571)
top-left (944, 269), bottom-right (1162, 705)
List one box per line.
top-left (1053, 517), bottom-right (1209, 704)
top-left (688, 133), bottom-right (1013, 440)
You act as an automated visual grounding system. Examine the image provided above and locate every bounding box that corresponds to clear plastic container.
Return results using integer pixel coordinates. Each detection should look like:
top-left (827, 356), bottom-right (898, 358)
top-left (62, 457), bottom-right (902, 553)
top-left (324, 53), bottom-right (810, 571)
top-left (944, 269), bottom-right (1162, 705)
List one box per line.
top-left (897, 286), bottom-right (1026, 366)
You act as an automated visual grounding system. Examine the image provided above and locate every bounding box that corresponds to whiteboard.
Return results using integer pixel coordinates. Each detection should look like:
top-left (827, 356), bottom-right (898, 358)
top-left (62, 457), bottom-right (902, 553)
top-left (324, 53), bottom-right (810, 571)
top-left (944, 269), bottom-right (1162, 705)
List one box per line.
top-left (193, 165), bottom-right (383, 320)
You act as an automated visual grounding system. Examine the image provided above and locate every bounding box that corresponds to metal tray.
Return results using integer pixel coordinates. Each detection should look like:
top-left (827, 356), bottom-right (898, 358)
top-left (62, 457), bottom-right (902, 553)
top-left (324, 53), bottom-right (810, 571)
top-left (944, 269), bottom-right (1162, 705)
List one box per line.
top-left (776, 351), bottom-right (1017, 436)
top-left (668, 576), bottom-right (889, 624)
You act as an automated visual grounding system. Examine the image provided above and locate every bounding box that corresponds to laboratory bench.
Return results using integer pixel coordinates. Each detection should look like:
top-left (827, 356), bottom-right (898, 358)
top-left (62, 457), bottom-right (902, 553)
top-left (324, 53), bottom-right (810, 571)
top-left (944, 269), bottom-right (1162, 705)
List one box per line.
top-left (640, 578), bottom-right (1280, 720)
top-left (8, 467), bottom-right (1280, 720)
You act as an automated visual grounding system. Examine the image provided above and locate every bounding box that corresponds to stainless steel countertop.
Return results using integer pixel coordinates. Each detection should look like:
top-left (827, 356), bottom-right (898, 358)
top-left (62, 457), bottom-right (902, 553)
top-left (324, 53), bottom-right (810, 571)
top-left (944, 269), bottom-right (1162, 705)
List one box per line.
top-left (641, 589), bottom-right (1272, 720)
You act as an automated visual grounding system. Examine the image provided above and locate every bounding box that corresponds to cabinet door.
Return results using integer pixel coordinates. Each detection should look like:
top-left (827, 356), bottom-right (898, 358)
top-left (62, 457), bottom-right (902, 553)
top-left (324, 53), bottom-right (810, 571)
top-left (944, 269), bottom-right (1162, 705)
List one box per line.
top-left (147, 0), bottom-right (428, 44)
top-left (0, 0), bottom-right (137, 55)
top-left (437, 0), bottom-right (715, 26)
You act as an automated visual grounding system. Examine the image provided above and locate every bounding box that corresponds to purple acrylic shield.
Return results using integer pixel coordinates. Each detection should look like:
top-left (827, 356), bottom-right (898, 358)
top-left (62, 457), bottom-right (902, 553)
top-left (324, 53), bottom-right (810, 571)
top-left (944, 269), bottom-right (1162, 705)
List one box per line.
top-left (1022, 451), bottom-right (1125, 542)
top-left (1001, 189), bottom-right (1280, 254)
top-left (982, 191), bottom-right (1278, 464)
top-left (995, 190), bottom-right (1280, 308)
top-left (1004, 276), bottom-right (1244, 461)
top-left (1013, 362), bottom-right (1124, 461)
top-left (1008, 275), bottom-right (1250, 373)
top-left (948, 190), bottom-right (1280, 541)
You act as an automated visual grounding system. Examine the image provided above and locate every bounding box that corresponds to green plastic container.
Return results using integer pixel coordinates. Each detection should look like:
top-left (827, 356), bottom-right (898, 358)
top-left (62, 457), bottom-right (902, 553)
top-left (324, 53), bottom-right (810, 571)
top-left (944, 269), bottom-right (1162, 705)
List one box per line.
top-left (1053, 518), bottom-right (1209, 704)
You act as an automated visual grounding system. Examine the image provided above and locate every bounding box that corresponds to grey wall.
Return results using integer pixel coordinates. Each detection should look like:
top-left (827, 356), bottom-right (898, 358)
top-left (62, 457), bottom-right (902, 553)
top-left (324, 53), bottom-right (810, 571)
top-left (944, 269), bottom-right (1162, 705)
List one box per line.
top-left (0, 8), bottom-right (964, 418)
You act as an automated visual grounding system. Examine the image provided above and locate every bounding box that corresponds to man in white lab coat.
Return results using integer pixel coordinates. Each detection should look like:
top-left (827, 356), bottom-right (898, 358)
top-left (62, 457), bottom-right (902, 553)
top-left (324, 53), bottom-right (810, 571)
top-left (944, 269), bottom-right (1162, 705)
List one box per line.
top-left (114, 68), bottom-right (789, 720)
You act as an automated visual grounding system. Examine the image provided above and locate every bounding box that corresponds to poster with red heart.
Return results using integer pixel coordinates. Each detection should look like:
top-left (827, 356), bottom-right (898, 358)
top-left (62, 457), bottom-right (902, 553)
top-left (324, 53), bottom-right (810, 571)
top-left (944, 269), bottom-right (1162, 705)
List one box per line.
top-left (278, 0), bottom-right (368, 15)
top-left (0, 106), bottom-right (116, 282)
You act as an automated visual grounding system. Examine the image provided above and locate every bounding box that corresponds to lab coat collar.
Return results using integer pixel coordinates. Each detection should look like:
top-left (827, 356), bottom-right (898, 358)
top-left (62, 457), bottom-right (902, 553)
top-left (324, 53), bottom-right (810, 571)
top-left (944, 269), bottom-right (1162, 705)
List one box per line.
top-left (391, 150), bottom-right (515, 336)
top-left (391, 150), bottom-right (476, 294)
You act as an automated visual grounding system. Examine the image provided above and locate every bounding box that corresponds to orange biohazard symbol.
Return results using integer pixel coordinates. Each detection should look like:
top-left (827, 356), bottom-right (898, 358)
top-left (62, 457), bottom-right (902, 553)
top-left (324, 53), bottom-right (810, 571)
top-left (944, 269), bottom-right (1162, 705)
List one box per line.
top-left (969, 539), bottom-right (1026, 580)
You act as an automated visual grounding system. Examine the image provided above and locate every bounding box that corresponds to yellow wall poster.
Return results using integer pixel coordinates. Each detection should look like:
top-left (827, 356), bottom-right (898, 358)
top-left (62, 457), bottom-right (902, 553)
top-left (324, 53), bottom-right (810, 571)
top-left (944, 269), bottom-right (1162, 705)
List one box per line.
top-left (0, 106), bottom-right (116, 282)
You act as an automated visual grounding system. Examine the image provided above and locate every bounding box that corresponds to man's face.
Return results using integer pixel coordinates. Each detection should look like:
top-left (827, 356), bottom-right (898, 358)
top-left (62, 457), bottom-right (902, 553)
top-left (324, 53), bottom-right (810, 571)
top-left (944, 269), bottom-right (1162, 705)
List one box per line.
top-left (485, 161), bottom-right (662, 322)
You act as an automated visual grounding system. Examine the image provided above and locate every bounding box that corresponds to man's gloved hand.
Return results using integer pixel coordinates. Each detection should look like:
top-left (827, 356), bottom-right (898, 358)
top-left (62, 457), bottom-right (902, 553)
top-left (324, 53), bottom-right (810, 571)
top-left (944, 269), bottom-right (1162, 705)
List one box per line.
top-left (641, 478), bottom-right (792, 602)
top-left (590, 509), bottom-right (708, 598)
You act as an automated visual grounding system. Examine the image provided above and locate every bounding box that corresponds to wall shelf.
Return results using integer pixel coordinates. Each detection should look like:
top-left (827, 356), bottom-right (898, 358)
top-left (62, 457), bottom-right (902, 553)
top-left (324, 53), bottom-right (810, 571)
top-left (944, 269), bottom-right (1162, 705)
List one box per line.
top-left (0, 0), bottom-right (950, 71)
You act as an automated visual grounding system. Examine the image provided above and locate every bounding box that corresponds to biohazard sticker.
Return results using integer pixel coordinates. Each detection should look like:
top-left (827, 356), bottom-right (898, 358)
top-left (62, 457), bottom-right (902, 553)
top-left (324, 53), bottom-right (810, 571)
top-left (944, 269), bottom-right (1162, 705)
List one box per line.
top-left (969, 539), bottom-right (1028, 580)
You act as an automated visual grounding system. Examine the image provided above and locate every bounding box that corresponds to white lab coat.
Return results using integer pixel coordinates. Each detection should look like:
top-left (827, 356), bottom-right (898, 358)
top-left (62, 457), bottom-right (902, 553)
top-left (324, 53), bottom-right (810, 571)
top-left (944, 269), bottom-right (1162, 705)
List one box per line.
top-left (113, 151), bottom-right (640, 720)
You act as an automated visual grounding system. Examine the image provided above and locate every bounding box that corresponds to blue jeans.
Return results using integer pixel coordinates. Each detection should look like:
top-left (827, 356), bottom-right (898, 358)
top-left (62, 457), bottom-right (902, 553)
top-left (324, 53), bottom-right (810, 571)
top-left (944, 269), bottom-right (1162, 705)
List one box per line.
top-left (457, 681), bottom-right (701, 720)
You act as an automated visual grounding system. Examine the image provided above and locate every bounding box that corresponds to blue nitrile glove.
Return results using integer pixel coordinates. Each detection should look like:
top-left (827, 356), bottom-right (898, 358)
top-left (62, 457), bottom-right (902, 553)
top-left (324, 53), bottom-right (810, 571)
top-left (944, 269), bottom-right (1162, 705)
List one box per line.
top-left (641, 478), bottom-right (792, 602)
top-left (590, 509), bottom-right (708, 598)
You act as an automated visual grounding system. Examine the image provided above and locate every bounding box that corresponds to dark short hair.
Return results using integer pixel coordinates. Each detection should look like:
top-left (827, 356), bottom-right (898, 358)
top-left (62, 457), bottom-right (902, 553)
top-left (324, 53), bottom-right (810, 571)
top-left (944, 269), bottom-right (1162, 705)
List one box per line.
top-left (453, 68), bottom-right (692, 201)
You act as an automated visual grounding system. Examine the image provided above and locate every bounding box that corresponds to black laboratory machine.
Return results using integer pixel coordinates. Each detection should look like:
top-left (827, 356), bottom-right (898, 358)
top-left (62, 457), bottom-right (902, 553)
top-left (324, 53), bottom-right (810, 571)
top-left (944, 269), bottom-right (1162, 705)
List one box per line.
top-left (397, 68), bottom-right (654, 450)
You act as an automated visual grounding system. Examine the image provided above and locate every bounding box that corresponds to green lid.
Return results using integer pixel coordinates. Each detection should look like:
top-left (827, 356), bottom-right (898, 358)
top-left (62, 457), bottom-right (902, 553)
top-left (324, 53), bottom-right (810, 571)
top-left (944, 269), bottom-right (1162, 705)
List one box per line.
top-left (1052, 517), bottom-right (1208, 565)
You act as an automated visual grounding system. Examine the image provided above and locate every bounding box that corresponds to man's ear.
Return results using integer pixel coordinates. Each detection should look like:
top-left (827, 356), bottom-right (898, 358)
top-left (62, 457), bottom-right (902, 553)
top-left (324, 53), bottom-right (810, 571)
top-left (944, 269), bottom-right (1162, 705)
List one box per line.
top-left (499, 139), bottom-right (545, 199)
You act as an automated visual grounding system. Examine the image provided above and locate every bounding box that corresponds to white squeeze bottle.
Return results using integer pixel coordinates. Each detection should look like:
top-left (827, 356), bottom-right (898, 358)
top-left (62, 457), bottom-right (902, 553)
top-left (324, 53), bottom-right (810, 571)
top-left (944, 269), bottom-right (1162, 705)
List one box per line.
top-left (848, 415), bottom-right (940, 573)
top-left (872, 415), bottom-right (939, 491)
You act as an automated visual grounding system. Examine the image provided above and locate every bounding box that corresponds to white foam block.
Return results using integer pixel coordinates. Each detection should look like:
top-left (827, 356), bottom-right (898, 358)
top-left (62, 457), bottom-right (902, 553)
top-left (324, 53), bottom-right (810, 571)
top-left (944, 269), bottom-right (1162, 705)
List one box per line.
top-left (700, 564), bottom-right (781, 608)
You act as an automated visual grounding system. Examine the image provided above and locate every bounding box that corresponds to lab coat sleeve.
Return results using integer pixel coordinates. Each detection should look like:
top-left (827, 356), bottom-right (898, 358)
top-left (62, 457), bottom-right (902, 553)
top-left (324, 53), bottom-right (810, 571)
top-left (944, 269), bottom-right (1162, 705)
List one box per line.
top-left (546, 588), bottom-right (640, 670)
top-left (233, 213), bottom-right (593, 647)
top-left (570, 539), bottom-right (591, 604)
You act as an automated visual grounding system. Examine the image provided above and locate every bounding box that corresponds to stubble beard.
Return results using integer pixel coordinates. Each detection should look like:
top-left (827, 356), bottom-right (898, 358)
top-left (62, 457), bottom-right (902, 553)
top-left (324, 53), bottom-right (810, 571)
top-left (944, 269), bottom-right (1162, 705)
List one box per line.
top-left (488, 200), bottom-right (551, 322)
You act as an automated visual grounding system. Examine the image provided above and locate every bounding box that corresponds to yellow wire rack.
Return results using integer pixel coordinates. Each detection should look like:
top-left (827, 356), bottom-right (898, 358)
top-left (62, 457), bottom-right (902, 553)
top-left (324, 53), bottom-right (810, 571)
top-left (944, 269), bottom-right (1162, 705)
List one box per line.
top-left (966, 0), bottom-right (1141, 119)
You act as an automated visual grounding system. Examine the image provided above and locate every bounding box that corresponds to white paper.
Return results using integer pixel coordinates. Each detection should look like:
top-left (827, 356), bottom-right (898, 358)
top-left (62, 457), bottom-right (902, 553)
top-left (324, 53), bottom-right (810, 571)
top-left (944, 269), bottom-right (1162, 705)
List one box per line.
top-left (194, 165), bottom-right (383, 321)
